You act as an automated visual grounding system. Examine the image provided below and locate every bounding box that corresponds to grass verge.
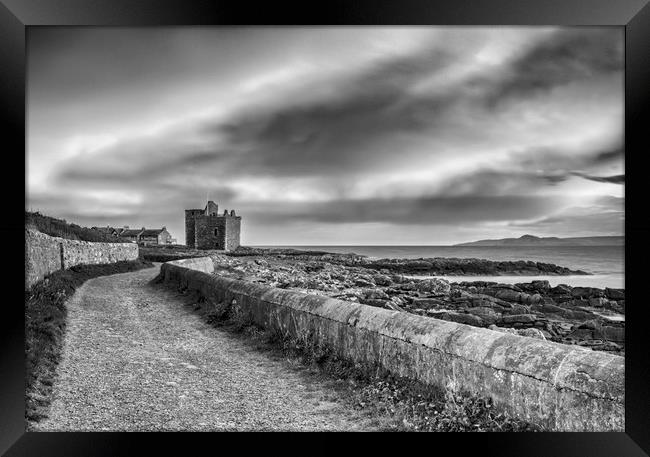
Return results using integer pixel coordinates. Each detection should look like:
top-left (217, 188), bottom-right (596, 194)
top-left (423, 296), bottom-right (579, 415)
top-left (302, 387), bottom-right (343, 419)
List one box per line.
top-left (25, 259), bottom-right (154, 426)
top-left (180, 290), bottom-right (540, 432)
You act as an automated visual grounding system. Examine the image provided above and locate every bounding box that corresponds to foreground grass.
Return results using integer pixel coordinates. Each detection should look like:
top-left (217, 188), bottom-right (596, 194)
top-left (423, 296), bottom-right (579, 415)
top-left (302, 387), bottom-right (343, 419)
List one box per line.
top-left (25, 259), bottom-right (154, 426)
top-left (184, 294), bottom-right (540, 432)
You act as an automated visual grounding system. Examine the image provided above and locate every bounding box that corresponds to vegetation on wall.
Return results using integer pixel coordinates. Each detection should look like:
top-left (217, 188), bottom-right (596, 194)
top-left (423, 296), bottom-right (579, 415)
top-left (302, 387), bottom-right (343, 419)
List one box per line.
top-left (25, 211), bottom-right (128, 243)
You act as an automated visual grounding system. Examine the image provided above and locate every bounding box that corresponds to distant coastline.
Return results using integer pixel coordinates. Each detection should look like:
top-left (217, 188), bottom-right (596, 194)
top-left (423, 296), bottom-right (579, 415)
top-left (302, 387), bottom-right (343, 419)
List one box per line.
top-left (454, 234), bottom-right (624, 247)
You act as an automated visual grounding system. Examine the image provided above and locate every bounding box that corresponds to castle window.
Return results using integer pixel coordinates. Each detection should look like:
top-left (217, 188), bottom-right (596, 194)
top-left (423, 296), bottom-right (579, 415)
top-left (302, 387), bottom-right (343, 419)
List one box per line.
top-left (214, 228), bottom-right (219, 237)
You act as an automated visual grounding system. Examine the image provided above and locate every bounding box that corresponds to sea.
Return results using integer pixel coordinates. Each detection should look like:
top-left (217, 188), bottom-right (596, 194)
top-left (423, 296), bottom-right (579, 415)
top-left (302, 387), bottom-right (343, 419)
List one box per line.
top-left (254, 245), bottom-right (625, 289)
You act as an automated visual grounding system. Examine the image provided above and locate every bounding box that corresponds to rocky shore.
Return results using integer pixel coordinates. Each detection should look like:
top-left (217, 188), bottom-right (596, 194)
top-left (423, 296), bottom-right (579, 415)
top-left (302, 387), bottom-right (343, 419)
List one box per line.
top-left (205, 249), bottom-right (624, 355)
top-left (229, 247), bottom-right (589, 276)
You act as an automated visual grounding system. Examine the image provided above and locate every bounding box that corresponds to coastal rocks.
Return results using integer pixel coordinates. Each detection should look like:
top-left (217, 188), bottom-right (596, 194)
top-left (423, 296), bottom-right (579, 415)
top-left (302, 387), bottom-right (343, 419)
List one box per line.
top-left (588, 297), bottom-right (609, 308)
top-left (466, 307), bottom-right (500, 325)
top-left (550, 284), bottom-right (572, 294)
top-left (530, 302), bottom-right (566, 315)
top-left (361, 298), bottom-right (390, 309)
top-left (503, 303), bottom-right (530, 315)
top-left (522, 293), bottom-right (544, 305)
top-left (372, 274), bottom-right (392, 286)
top-left (363, 289), bottom-right (389, 300)
top-left (494, 289), bottom-right (524, 302)
top-left (427, 311), bottom-right (485, 327)
top-left (351, 256), bottom-right (588, 276)
top-left (205, 249), bottom-right (624, 355)
top-left (488, 324), bottom-right (518, 336)
top-left (518, 280), bottom-right (551, 293)
top-left (413, 278), bottom-right (451, 294)
top-left (571, 287), bottom-right (605, 298)
top-left (478, 286), bottom-right (543, 306)
top-left (560, 309), bottom-right (597, 321)
top-left (404, 260), bottom-right (434, 270)
top-left (565, 321), bottom-right (625, 345)
top-left (601, 326), bottom-right (625, 343)
top-left (516, 328), bottom-right (547, 340)
top-left (488, 325), bottom-right (546, 340)
top-left (501, 314), bottom-right (537, 325)
top-left (410, 298), bottom-right (446, 310)
top-left (605, 288), bottom-right (625, 300)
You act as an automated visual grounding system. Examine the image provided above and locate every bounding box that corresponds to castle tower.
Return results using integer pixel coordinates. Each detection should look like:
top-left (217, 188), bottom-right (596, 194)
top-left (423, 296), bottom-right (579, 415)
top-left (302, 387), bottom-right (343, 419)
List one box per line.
top-left (185, 200), bottom-right (241, 251)
top-left (184, 208), bottom-right (204, 247)
top-left (205, 200), bottom-right (219, 216)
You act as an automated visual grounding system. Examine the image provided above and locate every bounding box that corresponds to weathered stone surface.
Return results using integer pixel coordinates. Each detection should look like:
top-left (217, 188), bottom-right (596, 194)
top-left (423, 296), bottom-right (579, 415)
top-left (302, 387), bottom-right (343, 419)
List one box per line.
top-left (427, 311), bottom-right (485, 327)
top-left (494, 289), bottom-right (524, 303)
top-left (373, 274), bottom-right (392, 286)
top-left (361, 298), bottom-right (390, 309)
top-left (186, 202), bottom-right (241, 251)
top-left (159, 257), bottom-right (624, 432)
top-left (531, 302), bottom-right (566, 315)
top-left (363, 289), bottom-right (389, 300)
top-left (192, 250), bottom-right (625, 354)
top-left (588, 297), bottom-right (609, 308)
top-left (601, 326), bottom-right (625, 343)
top-left (25, 229), bottom-right (62, 289)
top-left (60, 238), bottom-right (139, 270)
top-left (411, 298), bottom-right (445, 309)
top-left (531, 280), bottom-right (551, 291)
top-left (605, 288), bottom-right (625, 300)
top-left (501, 314), bottom-right (537, 324)
top-left (503, 304), bottom-right (531, 315)
top-left (568, 328), bottom-right (594, 340)
top-left (25, 229), bottom-right (139, 289)
top-left (521, 293), bottom-right (544, 305)
top-left (466, 307), bottom-right (500, 325)
top-left (516, 328), bottom-right (547, 340)
top-left (572, 287), bottom-right (604, 298)
top-left (413, 278), bottom-right (451, 294)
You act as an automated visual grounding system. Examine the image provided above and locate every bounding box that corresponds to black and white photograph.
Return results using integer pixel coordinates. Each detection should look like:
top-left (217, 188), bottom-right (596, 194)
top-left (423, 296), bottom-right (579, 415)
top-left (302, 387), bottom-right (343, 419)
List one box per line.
top-left (24, 26), bottom-right (625, 432)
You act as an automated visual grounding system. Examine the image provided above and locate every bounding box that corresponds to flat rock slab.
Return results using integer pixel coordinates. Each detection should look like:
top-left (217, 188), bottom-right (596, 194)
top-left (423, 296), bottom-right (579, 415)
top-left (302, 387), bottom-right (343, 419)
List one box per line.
top-left (32, 265), bottom-right (375, 431)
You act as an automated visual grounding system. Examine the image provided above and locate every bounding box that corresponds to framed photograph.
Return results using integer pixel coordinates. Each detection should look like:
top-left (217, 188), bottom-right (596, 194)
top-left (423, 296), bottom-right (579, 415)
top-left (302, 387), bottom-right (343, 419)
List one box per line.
top-left (4, 0), bottom-right (649, 454)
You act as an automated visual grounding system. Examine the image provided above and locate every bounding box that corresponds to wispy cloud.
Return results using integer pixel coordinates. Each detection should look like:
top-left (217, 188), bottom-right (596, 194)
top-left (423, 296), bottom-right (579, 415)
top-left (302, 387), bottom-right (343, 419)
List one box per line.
top-left (27, 27), bottom-right (624, 244)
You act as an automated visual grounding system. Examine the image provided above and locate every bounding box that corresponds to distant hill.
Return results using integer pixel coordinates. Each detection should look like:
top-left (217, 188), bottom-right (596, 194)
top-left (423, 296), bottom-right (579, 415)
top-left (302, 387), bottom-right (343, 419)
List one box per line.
top-left (25, 211), bottom-right (127, 243)
top-left (455, 234), bottom-right (624, 247)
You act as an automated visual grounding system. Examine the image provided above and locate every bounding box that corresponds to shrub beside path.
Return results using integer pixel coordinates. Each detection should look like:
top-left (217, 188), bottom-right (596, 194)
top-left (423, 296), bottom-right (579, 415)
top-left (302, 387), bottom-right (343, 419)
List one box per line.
top-left (32, 265), bottom-right (376, 431)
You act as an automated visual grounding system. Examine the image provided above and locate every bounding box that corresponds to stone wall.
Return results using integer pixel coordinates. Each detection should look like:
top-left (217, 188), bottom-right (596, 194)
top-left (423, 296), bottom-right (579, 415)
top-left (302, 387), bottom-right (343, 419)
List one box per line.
top-left (184, 209), bottom-right (203, 247)
top-left (25, 229), bottom-right (139, 289)
top-left (25, 229), bottom-right (63, 289)
top-left (194, 216), bottom-right (225, 250)
top-left (224, 217), bottom-right (241, 251)
top-left (158, 257), bottom-right (625, 432)
top-left (193, 215), bottom-right (241, 251)
top-left (60, 238), bottom-right (139, 270)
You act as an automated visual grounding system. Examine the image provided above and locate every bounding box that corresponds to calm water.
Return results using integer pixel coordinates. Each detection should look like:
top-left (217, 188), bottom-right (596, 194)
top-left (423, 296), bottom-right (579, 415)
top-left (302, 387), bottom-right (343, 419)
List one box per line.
top-left (255, 245), bottom-right (625, 289)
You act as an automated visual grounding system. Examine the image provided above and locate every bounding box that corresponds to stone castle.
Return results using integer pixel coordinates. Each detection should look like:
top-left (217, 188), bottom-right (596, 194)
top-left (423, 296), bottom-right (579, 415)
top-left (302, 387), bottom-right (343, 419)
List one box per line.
top-left (185, 201), bottom-right (241, 251)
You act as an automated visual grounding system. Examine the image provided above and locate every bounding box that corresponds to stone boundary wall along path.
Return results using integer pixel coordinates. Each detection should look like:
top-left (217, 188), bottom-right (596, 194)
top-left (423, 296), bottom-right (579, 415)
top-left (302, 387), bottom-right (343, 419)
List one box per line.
top-left (158, 257), bottom-right (624, 432)
top-left (25, 228), bottom-right (139, 289)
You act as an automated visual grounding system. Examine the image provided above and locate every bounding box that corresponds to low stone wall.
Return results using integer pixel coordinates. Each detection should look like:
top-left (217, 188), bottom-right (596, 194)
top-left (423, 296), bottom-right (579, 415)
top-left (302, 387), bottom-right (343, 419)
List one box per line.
top-left (25, 229), bottom-right (63, 290)
top-left (159, 257), bottom-right (624, 431)
top-left (59, 238), bottom-right (139, 270)
top-left (25, 229), bottom-right (139, 289)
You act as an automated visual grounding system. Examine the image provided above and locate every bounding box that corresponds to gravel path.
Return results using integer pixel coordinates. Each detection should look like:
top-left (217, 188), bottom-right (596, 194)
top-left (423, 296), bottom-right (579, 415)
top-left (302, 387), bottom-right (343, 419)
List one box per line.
top-left (32, 265), bottom-right (376, 431)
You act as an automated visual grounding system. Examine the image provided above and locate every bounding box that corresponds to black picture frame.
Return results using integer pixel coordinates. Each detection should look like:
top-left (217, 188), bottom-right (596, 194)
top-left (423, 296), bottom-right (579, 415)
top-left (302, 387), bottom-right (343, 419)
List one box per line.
top-left (3, 0), bottom-right (649, 455)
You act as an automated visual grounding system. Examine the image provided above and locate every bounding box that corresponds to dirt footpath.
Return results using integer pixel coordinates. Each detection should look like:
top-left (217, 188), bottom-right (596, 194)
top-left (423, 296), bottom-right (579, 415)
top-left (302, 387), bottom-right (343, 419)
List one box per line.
top-left (32, 265), bottom-right (376, 431)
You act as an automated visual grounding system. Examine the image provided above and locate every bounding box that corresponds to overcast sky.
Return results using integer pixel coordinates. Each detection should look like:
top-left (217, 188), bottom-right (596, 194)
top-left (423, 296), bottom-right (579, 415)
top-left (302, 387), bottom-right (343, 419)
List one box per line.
top-left (27, 27), bottom-right (624, 245)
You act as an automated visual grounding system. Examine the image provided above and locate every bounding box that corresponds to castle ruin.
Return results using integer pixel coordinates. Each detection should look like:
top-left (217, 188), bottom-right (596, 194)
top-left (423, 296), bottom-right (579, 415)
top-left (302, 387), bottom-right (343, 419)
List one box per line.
top-left (185, 201), bottom-right (241, 251)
